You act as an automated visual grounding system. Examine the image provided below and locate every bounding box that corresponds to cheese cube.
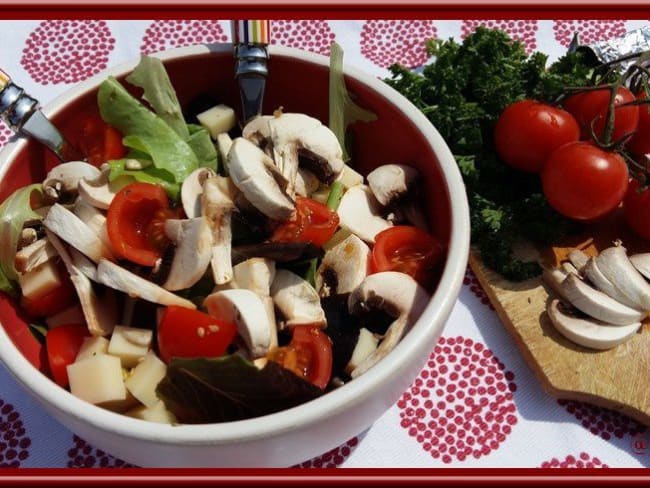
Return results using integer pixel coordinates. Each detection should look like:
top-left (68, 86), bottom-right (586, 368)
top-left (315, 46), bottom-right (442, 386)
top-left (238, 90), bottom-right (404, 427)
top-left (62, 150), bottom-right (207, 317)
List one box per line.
top-left (67, 354), bottom-right (126, 405)
top-left (18, 260), bottom-right (62, 301)
top-left (197, 104), bottom-right (236, 139)
top-left (108, 325), bottom-right (152, 368)
top-left (75, 336), bottom-right (109, 362)
top-left (126, 401), bottom-right (177, 424)
top-left (124, 352), bottom-right (167, 408)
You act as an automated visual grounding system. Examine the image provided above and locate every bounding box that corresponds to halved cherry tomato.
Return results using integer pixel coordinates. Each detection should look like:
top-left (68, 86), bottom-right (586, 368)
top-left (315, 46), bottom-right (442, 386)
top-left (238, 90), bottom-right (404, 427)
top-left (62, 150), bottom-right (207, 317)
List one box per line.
top-left (20, 264), bottom-right (77, 318)
top-left (271, 197), bottom-right (339, 247)
top-left (371, 226), bottom-right (443, 287)
top-left (79, 115), bottom-right (127, 166)
top-left (494, 100), bottom-right (580, 173)
top-left (107, 182), bottom-right (172, 266)
top-left (157, 306), bottom-right (238, 364)
top-left (623, 178), bottom-right (650, 240)
top-left (563, 86), bottom-right (639, 144)
top-left (268, 326), bottom-right (332, 389)
top-left (541, 141), bottom-right (629, 221)
top-left (46, 323), bottom-right (88, 388)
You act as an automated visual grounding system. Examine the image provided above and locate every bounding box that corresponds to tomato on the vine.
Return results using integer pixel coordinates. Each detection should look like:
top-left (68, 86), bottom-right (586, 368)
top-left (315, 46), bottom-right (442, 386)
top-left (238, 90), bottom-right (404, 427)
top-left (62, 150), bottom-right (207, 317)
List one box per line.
top-left (563, 86), bottom-right (639, 144)
top-left (494, 100), bottom-right (580, 173)
top-left (626, 91), bottom-right (650, 156)
top-left (623, 178), bottom-right (650, 240)
top-left (541, 141), bottom-right (629, 221)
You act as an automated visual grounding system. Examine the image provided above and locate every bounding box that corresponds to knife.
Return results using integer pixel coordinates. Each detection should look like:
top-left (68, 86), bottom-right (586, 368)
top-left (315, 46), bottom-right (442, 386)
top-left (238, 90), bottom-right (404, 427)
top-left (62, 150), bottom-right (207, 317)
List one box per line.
top-left (0, 68), bottom-right (71, 162)
top-left (231, 20), bottom-right (270, 125)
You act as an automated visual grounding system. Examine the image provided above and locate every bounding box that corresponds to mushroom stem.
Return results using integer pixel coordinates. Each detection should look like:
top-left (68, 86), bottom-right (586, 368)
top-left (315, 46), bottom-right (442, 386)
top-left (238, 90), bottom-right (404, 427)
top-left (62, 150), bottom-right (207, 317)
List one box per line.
top-left (202, 177), bottom-right (236, 285)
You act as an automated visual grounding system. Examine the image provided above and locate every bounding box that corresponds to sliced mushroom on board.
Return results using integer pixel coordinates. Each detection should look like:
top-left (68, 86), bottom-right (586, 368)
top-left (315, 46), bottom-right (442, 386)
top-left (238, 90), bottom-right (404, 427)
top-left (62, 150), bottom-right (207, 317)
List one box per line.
top-left (547, 299), bottom-right (642, 350)
top-left (595, 245), bottom-right (650, 311)
top-left (347, 271), bottom-right (429, 378)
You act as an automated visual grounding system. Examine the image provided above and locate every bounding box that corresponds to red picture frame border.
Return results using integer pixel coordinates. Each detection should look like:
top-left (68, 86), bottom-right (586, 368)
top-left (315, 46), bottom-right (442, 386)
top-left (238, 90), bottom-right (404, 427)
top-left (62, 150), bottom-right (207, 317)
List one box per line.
top-left (1, 4), bottom-right (650, 485)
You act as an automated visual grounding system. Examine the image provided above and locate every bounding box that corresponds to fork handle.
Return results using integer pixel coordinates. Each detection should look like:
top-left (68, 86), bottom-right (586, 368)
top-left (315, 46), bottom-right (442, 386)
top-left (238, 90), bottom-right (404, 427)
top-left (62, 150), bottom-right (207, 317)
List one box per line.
top-left (0, 68), bottom-right (38, 131)
top-left (231, 20), bottom-right (270, 45)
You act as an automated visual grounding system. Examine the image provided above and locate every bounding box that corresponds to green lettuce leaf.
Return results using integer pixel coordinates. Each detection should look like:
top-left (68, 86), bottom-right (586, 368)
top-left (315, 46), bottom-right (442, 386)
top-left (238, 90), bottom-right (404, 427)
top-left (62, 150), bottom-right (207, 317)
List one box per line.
top-left (186, 124), bottom-right (218, 171)
top-left (125, 55), bottom-right (190, 140)
top-left (0, 184), bottom-right (44, 293)
top-left (328, 42), bottom-right (377, 161)
top-left (107, 160), bottom-right (180, 200)
top-left (98, 76), bottom-right (198, 183)
top-left (156, 354), bottom-right (323, 423)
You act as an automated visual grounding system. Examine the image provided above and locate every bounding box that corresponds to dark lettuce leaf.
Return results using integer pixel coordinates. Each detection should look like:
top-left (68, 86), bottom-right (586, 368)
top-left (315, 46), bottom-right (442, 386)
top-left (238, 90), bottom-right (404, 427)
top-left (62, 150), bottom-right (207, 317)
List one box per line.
top-left (156, 355), bottom-right (323, 423)
top-left (320, 294), bottom-right (359, 378)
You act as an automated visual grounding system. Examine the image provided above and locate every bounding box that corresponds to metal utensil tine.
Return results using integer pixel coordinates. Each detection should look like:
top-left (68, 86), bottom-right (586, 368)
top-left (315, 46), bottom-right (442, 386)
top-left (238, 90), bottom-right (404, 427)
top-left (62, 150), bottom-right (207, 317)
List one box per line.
top-left (0, 68), bottom-right (69, 162)
top-left (232, 20), bottom-right (270, 126)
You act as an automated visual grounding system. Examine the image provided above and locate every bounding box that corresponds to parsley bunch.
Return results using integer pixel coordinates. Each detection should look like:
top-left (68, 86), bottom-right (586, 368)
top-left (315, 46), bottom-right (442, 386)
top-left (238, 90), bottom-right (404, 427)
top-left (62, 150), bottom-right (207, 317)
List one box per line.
top-left (386, 27), bottom-right (596, 281)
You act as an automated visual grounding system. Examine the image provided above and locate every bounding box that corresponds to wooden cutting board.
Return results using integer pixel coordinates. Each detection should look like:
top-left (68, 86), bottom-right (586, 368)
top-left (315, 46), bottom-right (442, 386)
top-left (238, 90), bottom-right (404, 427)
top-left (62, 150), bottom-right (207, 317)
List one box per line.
top-left (468, 210), bottom-right (650, 426)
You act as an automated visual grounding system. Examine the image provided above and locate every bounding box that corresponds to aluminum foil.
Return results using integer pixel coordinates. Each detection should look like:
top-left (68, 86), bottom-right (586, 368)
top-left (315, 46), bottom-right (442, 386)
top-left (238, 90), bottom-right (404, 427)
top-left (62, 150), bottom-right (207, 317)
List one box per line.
top-left (569, 25), bottom-right (650, 72)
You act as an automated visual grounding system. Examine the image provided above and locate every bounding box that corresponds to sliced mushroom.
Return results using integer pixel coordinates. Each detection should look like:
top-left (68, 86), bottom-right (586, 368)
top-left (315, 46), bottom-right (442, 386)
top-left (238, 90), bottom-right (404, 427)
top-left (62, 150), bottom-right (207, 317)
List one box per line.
top-left (242, 115), bottom-right (273, 147)
top-left (335, 164), bottom-right (364, 190)
top-left (315, 234), bottom-right (370, 297)
top-left (216, 133), bottom-right (233, 173)
top-left (347, 271), bottom-right (429, 378)
top-left (583, 257), bottom-right (643, 310)
top-left (337, 185), bottom-right (392, 243)
top-left (547, 299), bottom-right (641, 350)
top-left (567, 249), bottom-right (590, 275)
top-left (542, 266), bottom-right (571, 301)
top-left (227, 137), bottom-right (295, 221)
top-left (162, 217), bottom-right (213, 291)
top-left (201, 176), bottom-right (237, 285)
top-left (630, 253), bottom-right (650, 280)
top-left (43, 203), bottom-right (114, 263)
top-left (96, 259), bottom-right (196, 309)
top-left (42, 161), bottom-right (101, 202)
top-left (595, 245), bottom-right (650, 311)
top-left (15, 238), bottom-right (57, 273)
top-left (345, 328), bottom-right (379, 375)
top-left (270, 269), bottom-right (326, 327)
top-left (45, 230), bottom-right (116, 337)
top-left (204, 289), bottom-right (272, 358)
top-left (78, 167), bottom-right (127, 210)
top-left (560, 273), bottom-right (646, 325)
top-left (268, 113), bottom-right (344, 196)
top-left (367, 164), bottom-right (428, 230)
top-left (180, 167), bottom-right (217, 219)
top-left (18, 228), bottom-right (38, 249)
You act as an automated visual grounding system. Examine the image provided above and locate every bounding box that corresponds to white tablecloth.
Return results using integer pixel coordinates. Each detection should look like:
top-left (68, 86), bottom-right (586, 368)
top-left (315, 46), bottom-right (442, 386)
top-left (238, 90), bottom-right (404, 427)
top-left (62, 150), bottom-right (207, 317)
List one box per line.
top-left (0, 19), bottom-right (649, 468)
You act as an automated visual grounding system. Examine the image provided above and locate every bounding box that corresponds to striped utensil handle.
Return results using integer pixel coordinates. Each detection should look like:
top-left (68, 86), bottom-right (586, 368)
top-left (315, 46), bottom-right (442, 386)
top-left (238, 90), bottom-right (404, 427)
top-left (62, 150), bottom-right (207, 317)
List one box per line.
top-left (231, 20), bottom-right (270, 45)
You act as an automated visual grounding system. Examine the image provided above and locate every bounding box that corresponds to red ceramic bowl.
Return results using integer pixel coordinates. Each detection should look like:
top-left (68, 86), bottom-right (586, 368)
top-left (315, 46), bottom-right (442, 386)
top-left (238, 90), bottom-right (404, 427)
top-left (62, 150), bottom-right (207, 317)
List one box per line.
top-left (0, 44), bottom-right (470, 467)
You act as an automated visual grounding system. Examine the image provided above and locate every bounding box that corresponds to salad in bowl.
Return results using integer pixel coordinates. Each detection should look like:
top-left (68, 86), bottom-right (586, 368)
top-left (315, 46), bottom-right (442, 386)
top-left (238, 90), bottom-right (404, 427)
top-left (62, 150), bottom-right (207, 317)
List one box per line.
top-left (0, 43), bottom-right (468, 466)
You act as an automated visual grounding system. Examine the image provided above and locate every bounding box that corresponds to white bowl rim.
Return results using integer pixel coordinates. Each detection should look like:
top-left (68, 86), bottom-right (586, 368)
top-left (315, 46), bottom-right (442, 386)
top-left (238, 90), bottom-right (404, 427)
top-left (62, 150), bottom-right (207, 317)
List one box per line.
top-left (0, 43), bottom-right (470, 446)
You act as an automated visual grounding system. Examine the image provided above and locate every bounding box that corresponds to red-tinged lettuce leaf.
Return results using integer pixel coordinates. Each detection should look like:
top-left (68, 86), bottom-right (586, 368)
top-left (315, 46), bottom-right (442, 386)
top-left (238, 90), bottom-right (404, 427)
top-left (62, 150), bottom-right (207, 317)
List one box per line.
top-left (156, 354), bottom-right (324, 423)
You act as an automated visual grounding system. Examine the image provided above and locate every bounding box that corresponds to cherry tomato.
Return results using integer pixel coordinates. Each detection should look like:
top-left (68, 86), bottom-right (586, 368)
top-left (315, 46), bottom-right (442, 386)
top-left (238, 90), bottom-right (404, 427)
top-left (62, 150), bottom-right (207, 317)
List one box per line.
top-left (157, 306), bottom-right (238, 364)
top-left (541, 141), bottom-right (629, 221)
top-left (268, 326), bottom-right (332, 389)
top-left (46, 324), bottom-right (88, 388)
top-left (626, 91), bottom-right (650, 156)
top-left (623, 179), bottom-right (650, 240)
top-left (271, 197), bottom-right (339, 247)
top-left (494, 100), bottom-right (580, 173)
top-left (371, 226), bottom-right (443, 287)
top-left (79, 115), bottom-right (127, 166)
top-left (563, 86), bottom-right (639, 144)
top-left (20, 263), bottom-right (77, 318)
top-left (106, 182), bottom-right (172, 266)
